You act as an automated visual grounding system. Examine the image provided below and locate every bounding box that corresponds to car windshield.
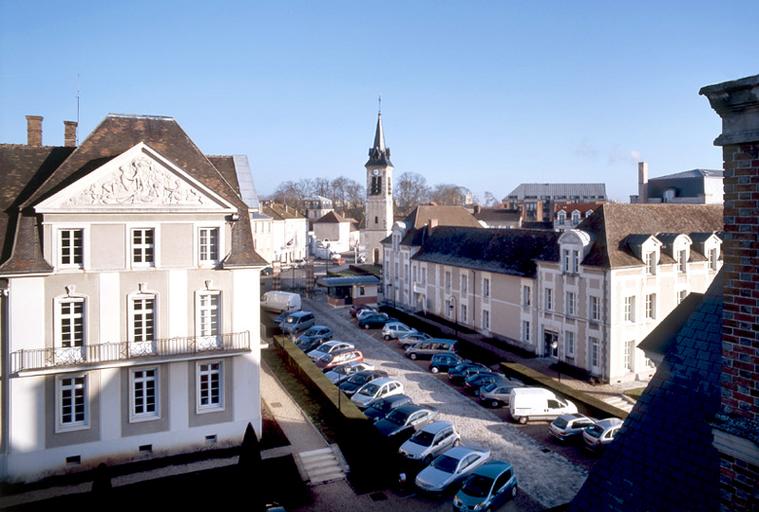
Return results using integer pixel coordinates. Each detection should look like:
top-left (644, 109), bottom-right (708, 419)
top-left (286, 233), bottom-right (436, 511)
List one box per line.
top-left (358, 383), bottom-right (379, 396)
top-left (410, 430), bottom-right (435, 447)
top-left (304, 328), bottom-right (317, 336)
top-left (553, 417), bottom-right (569, 429)
top-left (585, 425), bottom-right (604, 438)
top-left (318, 354), bottom-right (332, 362)
top-left (431, 455), bottom-right (458, 473)
top-left (481, 383), bottom-right (498, 393)
top-left (348, 373), bottom-right (370, 384)
top-left (461, 474), bottom-right (493, 498)
top-left (385, 408), bottom-right (410, 424)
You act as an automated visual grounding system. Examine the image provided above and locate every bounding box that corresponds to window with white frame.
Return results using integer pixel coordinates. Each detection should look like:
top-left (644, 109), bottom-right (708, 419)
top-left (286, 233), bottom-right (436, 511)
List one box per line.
top-left (545, 288), bottom-right (553, 311)
top-left (571, 250), bottom-right (580, 273)
top-left (646, 293), bottom-right (656, 320)
top-left (557, 210), bottom-right (566, 225)
top-left (445, 271), bottom-right (451, 291)
top-left (624, 296), bottom-right (635, 322)
top-left (562, 249), bottom-right (570, 272)
top-left (59, 229), bottom-right (84, 268)
top-left (590, 337), bottom-right (599, 368)
top-left (483, 278), bottom-right (490, 299)
top-left (585, 209), bottom-right (593, 218)
top-left (461, 304), bottom-right (467, 323)
top-left (566, 291), bottom-right (576, 316)
top-left (678, 289), bottom-right (688, 304)
top-left (522, 320), bottom-right (530, 342)
top-left (571, 210), bottom-right (581, 225)
top-left (395, 261), bottom-right (399, 279)
top-left (625, 340), bottom-right (635, 371)
top-left (461, 275), bottom-right (468, 295)
top-left (131, 228), bottom-right (155, 266)
top-left (197, 291), bottom-right (221, 339)
top-left (645, 251), bottom-right (656, 275)
top-left (199, 227), bottom-right (219, 264)
top-left (132, 295), bottom-right (156, 343)
top-left (709, 248), bottom-right (718, 271)
top-left (482, 309), bottom-right (490, 330)
top-left (522, 285), bottom-right (531, 307)
top-left (58, 297), bottom-right (85, 348)
top-left (422, 267), bottom-right (427, 285)
top-left (404, 263), bottom-right (409, 280)
top-left (130, 368), bottom-right (159, 420)
top-left (57, 375), bottom-right (87, 429)
top-left (589, 295), bottom-right (600, 321)
top-left (197, 361), bottom-right (223, 411)
top-left (412, 265), bottom-right (417, 283)
top-left (565, 331), bottom-right (575, 357)
top-left (678, 249), bottom-right (687, 273)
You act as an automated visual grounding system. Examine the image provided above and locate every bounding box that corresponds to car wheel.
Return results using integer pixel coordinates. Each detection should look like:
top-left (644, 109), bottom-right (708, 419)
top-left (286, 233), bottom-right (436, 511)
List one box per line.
top-left (511, 485), bottom-right (518, 498)
top-left (430, 367), bottom-right (439, 374)
top-left (518, 416), bottom-right (528, 425)
top-left (363, 324), bottom-right (369, 329)
top-left (409, 353), bottom-right (417, 360)
top-left (491, 400), bottom-right (500, 408)
top-left (384, 335), bottom-right (390, 340)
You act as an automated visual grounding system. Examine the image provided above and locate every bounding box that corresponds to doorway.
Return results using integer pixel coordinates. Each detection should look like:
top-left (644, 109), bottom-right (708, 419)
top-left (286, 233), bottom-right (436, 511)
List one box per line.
top-left (544, 330), bottom-right (559, 358)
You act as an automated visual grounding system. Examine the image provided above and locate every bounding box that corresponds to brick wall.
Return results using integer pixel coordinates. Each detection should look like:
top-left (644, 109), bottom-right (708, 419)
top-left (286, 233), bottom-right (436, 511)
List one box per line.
top-left (719, 454), bottom-right (759, 510)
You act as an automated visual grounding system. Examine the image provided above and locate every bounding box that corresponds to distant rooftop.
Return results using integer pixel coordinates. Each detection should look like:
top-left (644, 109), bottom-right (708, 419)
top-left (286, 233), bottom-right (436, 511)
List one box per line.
top-left (506, 183), bottom-right (606, 200)
top-left (650, 169), bottom-right (723, 180)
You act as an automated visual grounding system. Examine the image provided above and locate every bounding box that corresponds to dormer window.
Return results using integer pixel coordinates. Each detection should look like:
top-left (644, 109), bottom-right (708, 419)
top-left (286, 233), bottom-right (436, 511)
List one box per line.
top-left (562, 249), bottom-right (570, 272)
top-left (678, 249), bottom-right (687, 273)
top-left (709, 247), bottom-right (718, 271)
top-left (572, 250), bottom-right (580, 273)
top-left (585, 209), bottom-right (593, 218)
top-left (571, 210), bottom-right (581, 225)
top-left (645, 251), bottom-right (656, 275)
top-left (557, 211), bottom-right (566, 225)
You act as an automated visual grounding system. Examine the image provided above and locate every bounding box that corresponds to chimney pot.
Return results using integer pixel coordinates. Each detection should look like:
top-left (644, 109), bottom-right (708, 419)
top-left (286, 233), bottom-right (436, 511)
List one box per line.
top-left (64, 121), bottom-right (78, 147)
top-left (25, 115), bottom-right (43, 147)
top-left (428, 218), bottom-right (438, 229)
top-left (638, 161), bottom-right (649, 203)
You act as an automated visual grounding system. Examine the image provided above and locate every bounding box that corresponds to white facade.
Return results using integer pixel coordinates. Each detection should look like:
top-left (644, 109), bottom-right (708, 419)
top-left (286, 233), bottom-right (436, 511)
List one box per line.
top-left (251, 213), bottom-right (274, 263)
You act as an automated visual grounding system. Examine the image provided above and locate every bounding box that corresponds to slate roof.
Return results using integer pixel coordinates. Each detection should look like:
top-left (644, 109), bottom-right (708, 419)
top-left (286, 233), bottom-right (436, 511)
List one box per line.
top-left (381, 204), bottom-right (481, 247)
top-left (473, 208), bottom-right (521, 223)
top-left (646, 169), bottom-right (723, 200)
top-left (208, 154), bottom-right (260, 211)
top-left (262, 203), bottom-right (305, 220)
top-left (570, 272), bottom-right (723, 512)
top-left (649, 168), bottom-right (723, 180)
top-left (0, 114), bottom-right (267, 273)
top-left (411, 227), bottom-right (560, 277)
top-left (577, 203), bottom-right (723, 268)
top-left (317, 275), bottom-right (379, 287)
top-left (506, 183), bottom-right (606, 200)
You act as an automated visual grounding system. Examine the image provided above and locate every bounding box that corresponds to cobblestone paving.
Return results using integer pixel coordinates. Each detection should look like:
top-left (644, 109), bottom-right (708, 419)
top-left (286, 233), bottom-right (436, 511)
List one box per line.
top-left (303, 298), bottom-right (587, 510)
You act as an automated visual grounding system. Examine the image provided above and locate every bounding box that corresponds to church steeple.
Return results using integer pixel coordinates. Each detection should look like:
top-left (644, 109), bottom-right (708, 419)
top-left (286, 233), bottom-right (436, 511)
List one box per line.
top-left (366, 106), bottom-right (392, 167)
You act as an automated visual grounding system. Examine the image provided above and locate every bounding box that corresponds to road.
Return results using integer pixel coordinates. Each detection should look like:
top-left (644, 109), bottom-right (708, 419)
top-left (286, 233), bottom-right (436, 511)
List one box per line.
top-left (300, 297), bottom-right (589, 510)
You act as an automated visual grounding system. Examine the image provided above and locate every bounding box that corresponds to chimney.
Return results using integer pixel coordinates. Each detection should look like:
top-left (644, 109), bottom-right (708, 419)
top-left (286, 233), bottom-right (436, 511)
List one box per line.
top-left (427, 218), bottom-right (438, 229)
top-left (637, 161), bottom-right (648, 203)
top-left (25, 115), bottom-right (43, 147)
top-left (63, 121), bottom-right (78, 147)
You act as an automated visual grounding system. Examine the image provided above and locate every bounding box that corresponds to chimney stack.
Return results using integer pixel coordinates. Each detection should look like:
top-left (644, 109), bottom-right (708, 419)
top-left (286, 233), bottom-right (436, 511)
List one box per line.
top-left (26, 115), bottom-right (43, 147)
top-left (637, 161), bottom-right (649, 203)
top-left (427, 218), bottom-right (438, 229)
top-left (64, 121), bottom-right (78, 147)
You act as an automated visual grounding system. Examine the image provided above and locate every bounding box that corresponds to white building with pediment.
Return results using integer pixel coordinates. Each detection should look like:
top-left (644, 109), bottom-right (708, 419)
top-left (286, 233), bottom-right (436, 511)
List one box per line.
top-left (0, 114), bottom-right (266, 482)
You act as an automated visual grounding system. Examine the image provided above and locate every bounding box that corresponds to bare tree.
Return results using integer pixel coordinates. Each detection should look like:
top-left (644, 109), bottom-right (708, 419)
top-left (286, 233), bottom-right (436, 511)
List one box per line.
top-left (429, 184), bottom-right (469, 206)
top-left (394, 172), bottom-right (431, 215)
top-left (481, 191), bottom-right (500, 207)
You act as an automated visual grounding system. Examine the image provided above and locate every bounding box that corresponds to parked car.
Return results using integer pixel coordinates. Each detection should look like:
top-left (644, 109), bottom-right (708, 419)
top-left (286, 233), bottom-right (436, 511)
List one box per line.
top-left (415, 446), bottom-right (491, 494)
top-left (463, 372), bottom-right (507, 395)
top-left (453, 460), bottom-right (518, 511)
top-left (448, 362), bottom-right (490, 385)
top-left (363, 394), bottom-right (413, 423)
top-left (280, 310), bottom-right (315, 335)
top-left (350, 304), bottom-right (375, 318)
top-left (398, 331), bottom-right (432, 347)
top-left (382, 321), bottom-right (416, 340)
top-left (478, 380), bottom-right (524, 408)
top-left (374, 404), bottom-right (439, 438)
top-left (399, 420), bottom-right (461, 464)
top-left (358, 312), bottom-right (390, 329)
top-left (429, 353), bottom-right (465, 374)
top-left (324, 361), bottom-right (375, 384)
top-left (261, 291), bottom-right (301, 313)
top-left (405, 338), bottom-right (457, 361)
top-left (509, 387), bottom-right (578, 424)
top-left (307, 340), bottom-right (355, 361)
top-left (351, 377), bottom-right (405, 408)
top-left (338, 370), bottom-right (388, 397)
top-left (356, 308), bottom-right (380, 321)
top-left (314, 349), bottom-right (364, 370)
top-left (583, 418), bottom-right (624, 452)
top-left (549, 414), bottom-right (597, 443)
top-left (294, 325), bottom-right (333, 352)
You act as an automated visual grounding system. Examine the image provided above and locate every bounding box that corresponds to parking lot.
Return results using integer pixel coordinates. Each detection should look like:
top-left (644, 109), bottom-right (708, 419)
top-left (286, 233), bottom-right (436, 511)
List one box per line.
top-left (287, 297), bottom-right (592, 510)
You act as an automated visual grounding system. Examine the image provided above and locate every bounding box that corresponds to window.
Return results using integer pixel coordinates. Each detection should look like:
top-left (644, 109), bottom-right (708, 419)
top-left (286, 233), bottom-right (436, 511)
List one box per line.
top-left (645, 251), bottom-right (656, 275)
top-left (625, 340), bottom-right (635, 371)
top-left (461, 275), bottom-right (468, 295)
top-left (522, 320), bottom-right (530, 342)
top-left (646, 293), bottom-right (656, 320)
top-left (132, 228), bottom-right (155, 266)
top-left (132, 296), bottom-right (156, 344)
top-left (562, 249), bottom-right (570, 272)
top-left (422, 268), bottom-right (427, 285)
top-left (58, 375), bottom-right (87, 429)
top-left (624, 296), bottom-right (635, 322)
top-left (709, 248), bottom-right (718, 271)
top-left (590, 337), bottom-right (599, 368)
top-left (404, 264), bottom-right (409, 280)
top-left (678, 249), bottom-right (687, 273)
top-left (589, 296), bottom-right (600, 321)
top-left (522, 285), bottom-right (531, 307)
top-left (571, 210), bottom-right (581, 225)
top-left (461, 304), bottom-right (467, 323)
top-left (545, 288), bottom-right (553, 311)
top-left (557, 211), bottom-right (566, 225)
top-left (197, 291), bottom-right (220, 339)
top-left (412, 265), bottom-right (417, 283)
top-left (394, 262), bottom-right (399, 279)
top-left (131, 368), bottom-right (159, 420)
top-left (483, 278), bottom-right (490, 299)
top-left (566, 292), bottom-right (576, 316)
top-left (199, 227), bottom-right (219, 264)
top-left (59, 229), bottom-right (83, 268)
top-left (565, 332), bottom-right (575, 357)
top-left (482, 309), bottom-right (490, 330)
top-left (58, 297), bottom-right (85, 348)
top-left (678, 289), bottom-right (688, 304)
top-left (445, 271), bottom-right (451, 291)
top-left (197, 361), bottom-right (223, 411)
top-left (572, 250), bottom-right (580, 273)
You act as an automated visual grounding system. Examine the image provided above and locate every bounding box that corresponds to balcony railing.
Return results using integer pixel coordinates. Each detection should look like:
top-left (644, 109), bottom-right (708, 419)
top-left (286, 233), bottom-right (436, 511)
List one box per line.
top-left (10, 331), bottom-right (251, 374)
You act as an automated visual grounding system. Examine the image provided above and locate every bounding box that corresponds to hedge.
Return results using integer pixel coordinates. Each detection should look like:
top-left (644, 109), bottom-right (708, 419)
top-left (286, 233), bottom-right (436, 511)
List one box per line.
top-left (500, 362), bottom-right (629, 420)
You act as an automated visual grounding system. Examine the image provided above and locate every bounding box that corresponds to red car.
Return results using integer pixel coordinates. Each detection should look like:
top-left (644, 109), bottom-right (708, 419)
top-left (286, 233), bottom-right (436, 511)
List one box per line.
top-left (315, 349), bottom-right (364, 370)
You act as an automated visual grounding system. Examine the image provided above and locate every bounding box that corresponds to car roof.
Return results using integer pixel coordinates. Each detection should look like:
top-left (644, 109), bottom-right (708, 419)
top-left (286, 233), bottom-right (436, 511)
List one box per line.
top-left (417, 420), bottom-right (453, 434)
top-left (394, 403), bottom-right (426, 414)
top-left (308, 324), bottom-right (330, 330)
top-left (288, 310), bottom-right (312, 317)
top-left (366, 376), bottom-right (399, 386)
top-left (472, 460), bottom-right (513, 479)
top-left (596, 418), bottom-right (624, 428)
top-left (442, 446), bottom-right (481, 459)
top-left (379, 394), bottom-right (411, 404)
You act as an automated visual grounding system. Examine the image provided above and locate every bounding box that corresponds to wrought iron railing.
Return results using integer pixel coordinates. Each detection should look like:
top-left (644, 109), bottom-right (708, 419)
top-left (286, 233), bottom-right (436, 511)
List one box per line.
top-left (10, 331), bottom-right (250, 374)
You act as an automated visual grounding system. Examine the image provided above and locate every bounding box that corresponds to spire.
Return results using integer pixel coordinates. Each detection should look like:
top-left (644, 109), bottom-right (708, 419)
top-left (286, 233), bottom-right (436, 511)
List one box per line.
top-left (366, 99), bottom-right (392, 167)
top-left (373, 110), bottom-right (386, 151)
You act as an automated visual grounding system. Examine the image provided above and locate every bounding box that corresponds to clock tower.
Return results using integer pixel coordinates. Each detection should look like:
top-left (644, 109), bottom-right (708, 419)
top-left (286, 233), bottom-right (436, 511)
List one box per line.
top-left (362, 109), bottom-right (394, 264)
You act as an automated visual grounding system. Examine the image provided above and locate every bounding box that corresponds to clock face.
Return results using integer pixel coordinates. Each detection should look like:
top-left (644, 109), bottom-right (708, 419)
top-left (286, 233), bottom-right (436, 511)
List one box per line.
top-left (372, 168), bottom-right (380, 176)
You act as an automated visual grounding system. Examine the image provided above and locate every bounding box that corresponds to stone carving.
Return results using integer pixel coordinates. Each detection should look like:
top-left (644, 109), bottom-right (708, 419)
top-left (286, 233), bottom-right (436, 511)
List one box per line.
top-left (64, 156), bottom-right (206, 207)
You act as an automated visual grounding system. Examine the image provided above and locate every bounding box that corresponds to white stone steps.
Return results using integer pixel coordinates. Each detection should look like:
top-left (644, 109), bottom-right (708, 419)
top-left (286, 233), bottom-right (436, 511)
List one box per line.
top-left (297, 446), bottom-right (346, 484)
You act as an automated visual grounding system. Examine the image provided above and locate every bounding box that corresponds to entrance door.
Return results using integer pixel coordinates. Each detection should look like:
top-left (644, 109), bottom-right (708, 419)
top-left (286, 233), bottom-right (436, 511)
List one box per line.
top-left (373, 248), bottom-right (380, 264)
top-left (544, 330), bottom-right (559, 357)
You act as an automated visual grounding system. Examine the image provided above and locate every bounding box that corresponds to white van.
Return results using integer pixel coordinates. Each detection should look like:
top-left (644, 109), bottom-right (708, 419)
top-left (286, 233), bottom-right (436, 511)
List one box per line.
top-left (261, 291), bottom-right (301, 313)
top-left (508, 387), bottom-right (578, 424)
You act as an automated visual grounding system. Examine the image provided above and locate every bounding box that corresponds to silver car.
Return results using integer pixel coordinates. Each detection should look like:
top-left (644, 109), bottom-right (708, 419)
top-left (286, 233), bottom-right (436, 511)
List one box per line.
top-left (307, 340), bottom-right (355, 361)
top-left (583, 418), bottom-right (624, 451)
top-left (415, 446), bottom-right (491, 493)
top-left (399, 420), bottom-right (460, 464)
top-left (382, 321), bottom-right (415, 340)
top-left (478, 380), bottom-right (524, 408)
top-left (324, 362), bottom-right (375, 384)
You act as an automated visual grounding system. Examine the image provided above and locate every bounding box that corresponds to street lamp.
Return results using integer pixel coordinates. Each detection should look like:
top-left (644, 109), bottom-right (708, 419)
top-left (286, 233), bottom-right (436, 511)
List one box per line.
top-left (448, 296), bottom-right (458, 341)
top-left (551, 340), bottom-right (561, 383)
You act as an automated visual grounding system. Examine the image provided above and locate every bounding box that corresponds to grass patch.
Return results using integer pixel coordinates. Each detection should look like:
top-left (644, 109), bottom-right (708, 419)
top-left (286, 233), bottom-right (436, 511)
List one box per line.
top-left (623, 387), bottom-right (647, 401)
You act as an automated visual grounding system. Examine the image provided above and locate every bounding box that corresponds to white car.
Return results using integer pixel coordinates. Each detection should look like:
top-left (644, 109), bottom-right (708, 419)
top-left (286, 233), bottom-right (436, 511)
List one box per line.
top-left (583, 418), bottom-right (624, 451)
top-left (350, 377), bottom-right (404, 409)
top-left (324, 362), bottom-right (375, 384)
top-left (356, 308), bottom-right (378, 321)
top-left (307, 340), bottom-right (355, 361)
top-left (399, 421), bottom-right (461, 464)
top-left (415, 446), bottom-right (491, 493)
top-left (382, 321), bottom-right (415, 340)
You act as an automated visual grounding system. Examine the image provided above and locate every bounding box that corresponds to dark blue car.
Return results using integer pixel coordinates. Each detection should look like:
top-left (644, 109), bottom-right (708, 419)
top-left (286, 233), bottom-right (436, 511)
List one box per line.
top-left (358, 312), bottom-right (390, 329)
top-left (448, 362), bottom-right (490, 385)
top-left (429, 353), bottom-right (465, 374)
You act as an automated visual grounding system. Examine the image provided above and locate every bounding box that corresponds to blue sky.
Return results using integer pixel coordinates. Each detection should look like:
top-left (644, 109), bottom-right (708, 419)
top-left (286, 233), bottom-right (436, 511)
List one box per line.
top-left (1, 1), bottom-right (756, 201)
